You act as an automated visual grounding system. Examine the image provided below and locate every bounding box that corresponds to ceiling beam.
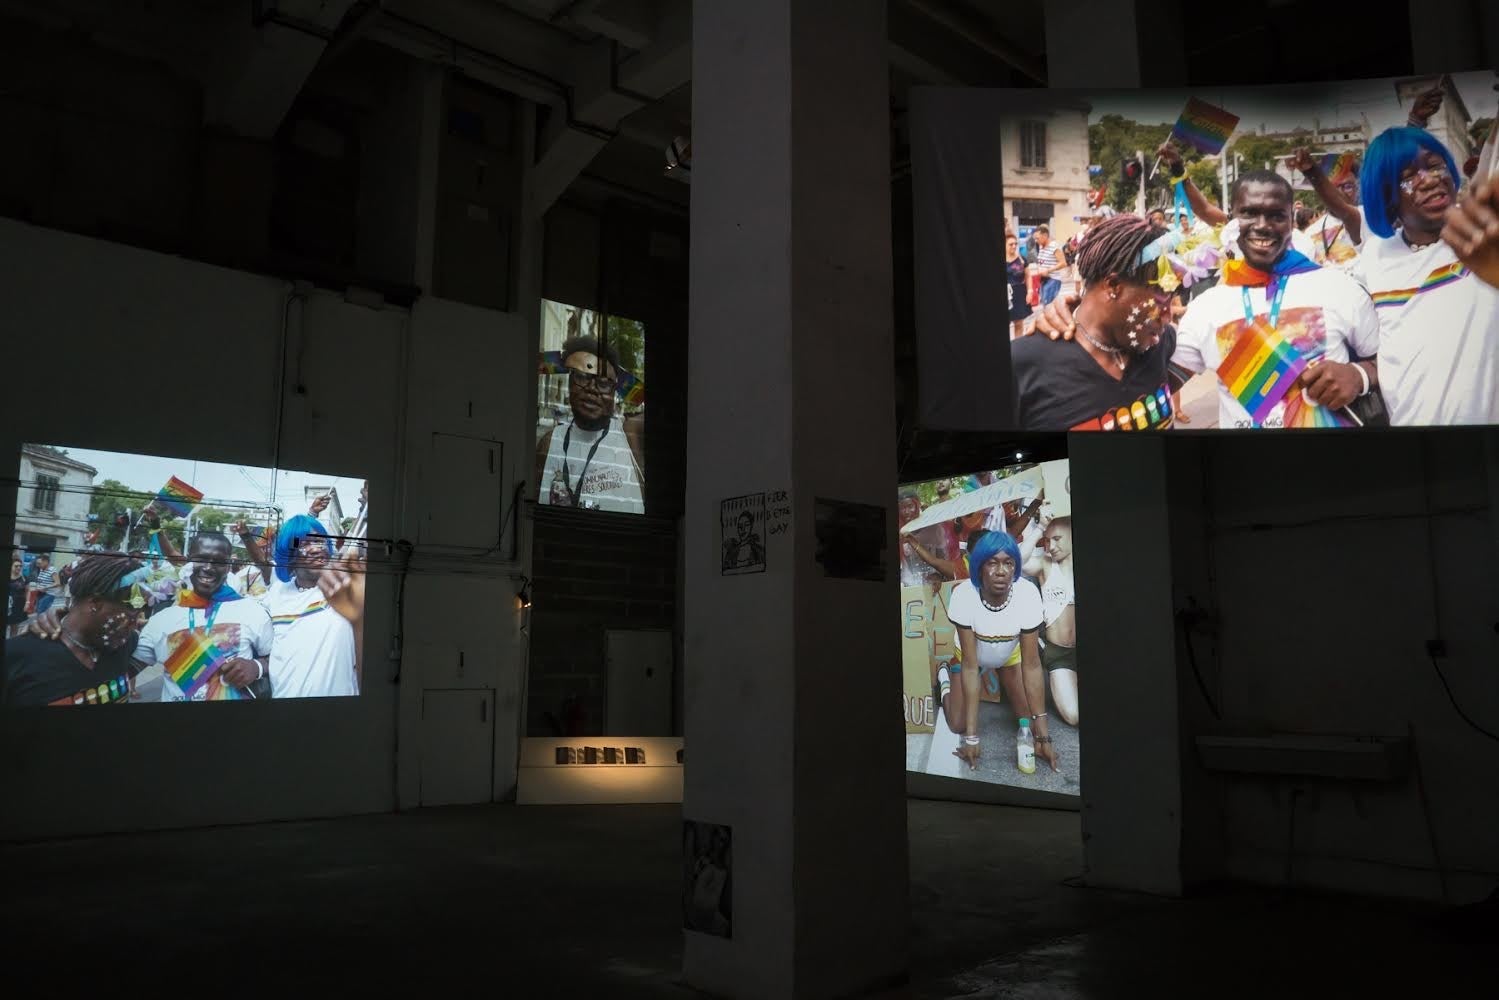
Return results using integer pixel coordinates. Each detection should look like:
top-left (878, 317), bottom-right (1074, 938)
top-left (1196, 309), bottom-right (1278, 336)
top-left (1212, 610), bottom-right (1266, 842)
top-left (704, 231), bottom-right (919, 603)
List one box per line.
top-left (527, 6), bottom-right (690, 219)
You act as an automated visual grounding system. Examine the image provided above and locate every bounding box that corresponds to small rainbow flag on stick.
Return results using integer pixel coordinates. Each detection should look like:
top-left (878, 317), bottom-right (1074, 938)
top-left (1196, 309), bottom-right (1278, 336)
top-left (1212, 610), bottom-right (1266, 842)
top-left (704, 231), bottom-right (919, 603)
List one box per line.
top-left (1170, 98), bottom-right (1240, 156)
top-left (1216, 321), bottom-right (1312, 426)
top-left (164, 630), bottom-right (233, 700)
top-left (617, 371), bottom-right (645, 406)
top-left (154, 476), bottom-right (203, 517)
top-left (1321, 152), bottom-right (1357, 186)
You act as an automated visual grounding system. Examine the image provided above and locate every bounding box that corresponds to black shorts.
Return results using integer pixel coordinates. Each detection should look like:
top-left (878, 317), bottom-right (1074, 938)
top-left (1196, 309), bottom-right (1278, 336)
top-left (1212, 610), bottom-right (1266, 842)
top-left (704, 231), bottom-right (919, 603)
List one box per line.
top-left (1041, 641), bottom-right (1075, 673)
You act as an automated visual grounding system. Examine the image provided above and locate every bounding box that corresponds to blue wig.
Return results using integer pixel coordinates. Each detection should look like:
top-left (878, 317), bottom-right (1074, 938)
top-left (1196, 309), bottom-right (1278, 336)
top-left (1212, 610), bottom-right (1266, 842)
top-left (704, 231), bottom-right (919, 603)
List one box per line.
top-left (967, 529), bottom-right (1022, 590)
top-left (1361, 127), bottom-right (1459, 240)
top-left (273, 514), bottom-right (333, 583)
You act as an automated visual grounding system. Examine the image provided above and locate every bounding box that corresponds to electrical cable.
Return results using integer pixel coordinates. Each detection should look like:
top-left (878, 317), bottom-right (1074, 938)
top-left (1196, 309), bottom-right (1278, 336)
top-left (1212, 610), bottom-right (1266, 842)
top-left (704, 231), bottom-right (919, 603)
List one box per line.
top-left (1180, 611), bottom-right (1223, 721)
top-left (1418, 438), bottom-right (1499, 744)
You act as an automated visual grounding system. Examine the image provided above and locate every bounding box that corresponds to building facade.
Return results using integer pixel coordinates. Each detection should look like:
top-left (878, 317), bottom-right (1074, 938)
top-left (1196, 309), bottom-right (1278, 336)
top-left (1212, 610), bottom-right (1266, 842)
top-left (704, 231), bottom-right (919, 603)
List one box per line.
top-left (1003, 99), bottom-right (1093, 244)
top-left (14, 445), bottom-right (98, 560)
top-left (1396, 75), bottom-right (1474, 164)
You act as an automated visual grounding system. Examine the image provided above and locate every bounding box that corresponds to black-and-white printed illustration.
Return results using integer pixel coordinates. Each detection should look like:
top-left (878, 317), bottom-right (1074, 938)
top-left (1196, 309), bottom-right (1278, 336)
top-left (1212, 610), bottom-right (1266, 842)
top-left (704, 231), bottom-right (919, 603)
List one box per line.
top-left (720, 493), bottom-right (768, 576)
top-left (683, 820), bottom-right (732, 938)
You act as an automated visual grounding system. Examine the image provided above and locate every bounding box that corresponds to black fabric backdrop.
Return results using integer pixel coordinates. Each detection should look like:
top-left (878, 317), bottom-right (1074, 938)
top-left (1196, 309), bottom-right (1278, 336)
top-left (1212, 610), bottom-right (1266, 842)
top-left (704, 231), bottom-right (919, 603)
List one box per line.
top-left (909, 87), bottom-right (1015, 431)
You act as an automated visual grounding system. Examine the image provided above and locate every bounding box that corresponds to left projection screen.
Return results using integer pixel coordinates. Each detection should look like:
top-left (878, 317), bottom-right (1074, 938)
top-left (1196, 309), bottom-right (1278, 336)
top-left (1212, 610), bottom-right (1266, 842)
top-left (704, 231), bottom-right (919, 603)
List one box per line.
top-left (4, 443), bottom-right (367, 707)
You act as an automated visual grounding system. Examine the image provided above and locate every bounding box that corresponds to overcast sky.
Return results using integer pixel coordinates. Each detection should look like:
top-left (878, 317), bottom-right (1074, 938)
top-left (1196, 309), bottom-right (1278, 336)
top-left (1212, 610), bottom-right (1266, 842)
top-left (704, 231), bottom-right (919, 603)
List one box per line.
top-left (41, 443), bottom-right (361, 522)
top-left (1084, 71), bottom-right (1497, 136)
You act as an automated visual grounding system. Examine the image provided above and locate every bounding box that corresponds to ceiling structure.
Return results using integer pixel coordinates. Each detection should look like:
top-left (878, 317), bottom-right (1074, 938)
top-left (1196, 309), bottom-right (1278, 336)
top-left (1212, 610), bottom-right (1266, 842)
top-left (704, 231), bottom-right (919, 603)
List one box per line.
top-left (0, 0), bottom-right (1046, 214)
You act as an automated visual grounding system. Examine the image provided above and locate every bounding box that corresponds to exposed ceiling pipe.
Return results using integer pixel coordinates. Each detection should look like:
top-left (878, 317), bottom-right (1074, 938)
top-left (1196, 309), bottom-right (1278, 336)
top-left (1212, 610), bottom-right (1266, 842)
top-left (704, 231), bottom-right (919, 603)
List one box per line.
top-left (901, 0), bottom-right (1047, 84)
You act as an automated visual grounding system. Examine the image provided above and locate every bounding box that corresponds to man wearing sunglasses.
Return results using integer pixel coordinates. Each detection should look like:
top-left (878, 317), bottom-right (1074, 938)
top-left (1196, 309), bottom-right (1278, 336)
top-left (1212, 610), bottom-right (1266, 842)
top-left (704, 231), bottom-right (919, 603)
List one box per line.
top-left (535, 335), bottom-right (645, 514)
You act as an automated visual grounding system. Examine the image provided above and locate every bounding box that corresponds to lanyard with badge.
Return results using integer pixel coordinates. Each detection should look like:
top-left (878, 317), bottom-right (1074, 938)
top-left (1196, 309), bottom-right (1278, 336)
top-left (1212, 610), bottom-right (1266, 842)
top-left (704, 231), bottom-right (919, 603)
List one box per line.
top-left (187, 602), bottom-right (222, 634)
top-left (1243, 280), bottom-right (1288, 332)
top-left (560, 424), bottom-right (606, 507)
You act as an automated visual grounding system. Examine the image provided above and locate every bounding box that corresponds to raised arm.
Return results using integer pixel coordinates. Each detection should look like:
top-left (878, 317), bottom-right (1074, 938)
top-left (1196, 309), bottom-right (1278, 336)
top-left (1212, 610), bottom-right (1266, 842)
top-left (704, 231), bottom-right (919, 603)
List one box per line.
top-left (1157, 143), bottom-right (1229, 226)
top-left (1288, 148), bottom-right (1362, 244)
top-left (139, 508), bottom-right (187, 567)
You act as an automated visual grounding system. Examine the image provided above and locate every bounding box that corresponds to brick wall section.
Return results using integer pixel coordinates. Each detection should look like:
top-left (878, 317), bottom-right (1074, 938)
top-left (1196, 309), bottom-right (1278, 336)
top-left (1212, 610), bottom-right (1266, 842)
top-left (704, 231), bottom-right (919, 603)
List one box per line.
top-left (525, 509), bottom-right (678, 736)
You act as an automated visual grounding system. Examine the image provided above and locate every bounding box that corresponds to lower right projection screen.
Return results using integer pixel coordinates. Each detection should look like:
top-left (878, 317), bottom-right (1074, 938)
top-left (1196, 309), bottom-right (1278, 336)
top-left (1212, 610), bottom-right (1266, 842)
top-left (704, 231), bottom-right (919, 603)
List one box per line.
top-left (899, 458), bottom-right (1078, 794)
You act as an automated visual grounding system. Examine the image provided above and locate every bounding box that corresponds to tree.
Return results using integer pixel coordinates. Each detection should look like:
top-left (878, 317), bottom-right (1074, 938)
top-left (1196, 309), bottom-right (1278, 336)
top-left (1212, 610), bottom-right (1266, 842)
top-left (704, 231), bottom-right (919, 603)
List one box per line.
top-left (606, 314), bottom-right (646, 379)
top-left (1472, 117), bottom-right (1494, 149)
top-left (88, 479), bottom-right (156, 551)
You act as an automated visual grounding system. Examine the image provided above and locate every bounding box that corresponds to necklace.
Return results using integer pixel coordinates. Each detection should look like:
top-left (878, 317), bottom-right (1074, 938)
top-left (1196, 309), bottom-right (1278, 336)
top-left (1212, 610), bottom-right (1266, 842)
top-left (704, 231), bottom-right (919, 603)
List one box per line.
top-left (1401, 228), bottom-right (1439, 251)
top-left (980, 592), bottom-right (1012, 614)
top-left (1075, 321), bottom-right (1128, 371)
top-left (62, 627), bottom-right (100, 666)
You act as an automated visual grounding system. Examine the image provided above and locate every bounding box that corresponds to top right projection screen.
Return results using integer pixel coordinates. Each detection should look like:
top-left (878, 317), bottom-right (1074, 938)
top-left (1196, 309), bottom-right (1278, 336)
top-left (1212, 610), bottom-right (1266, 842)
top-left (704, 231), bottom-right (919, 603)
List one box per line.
top-left (908, 72), bottom-right (1499, 434)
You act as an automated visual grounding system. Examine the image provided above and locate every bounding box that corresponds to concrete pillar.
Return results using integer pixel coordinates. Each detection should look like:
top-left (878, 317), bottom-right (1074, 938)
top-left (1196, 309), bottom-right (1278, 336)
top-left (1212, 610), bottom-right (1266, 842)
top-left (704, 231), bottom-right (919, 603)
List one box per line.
top-left (682, 2), bottom-right (908, 997)
top-left (1044, 0), bottom-right (1185, 89)
top-left (1069, 434), bottom-right (1186, 895)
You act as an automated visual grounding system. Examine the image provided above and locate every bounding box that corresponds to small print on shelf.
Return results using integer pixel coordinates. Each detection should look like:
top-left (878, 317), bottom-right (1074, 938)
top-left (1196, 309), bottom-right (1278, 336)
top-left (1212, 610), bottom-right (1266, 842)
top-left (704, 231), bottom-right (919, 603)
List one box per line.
top-left (554, 746), bottom-right (650, 765)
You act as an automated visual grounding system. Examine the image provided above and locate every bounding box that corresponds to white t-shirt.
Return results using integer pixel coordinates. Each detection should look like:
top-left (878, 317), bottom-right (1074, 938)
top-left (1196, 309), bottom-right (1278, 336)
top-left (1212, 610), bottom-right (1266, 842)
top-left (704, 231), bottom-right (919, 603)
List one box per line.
top-left (540, 416), bottom-right (645, 514)
top-left (1173, 266), bottom-right (1381, 429)
top-left (259, 578), bottom-right (359, 699)
top-left (1039, 564), bottom-right (1075, 626)
top-left (945, 578), bottom-right (1044, 670)
top-left (1350, 234), bottom-right (1499, 427)
top-left (1305, 207), bottom-right (1366, 267)
top-left (133, 598), bottom-right (273, 702)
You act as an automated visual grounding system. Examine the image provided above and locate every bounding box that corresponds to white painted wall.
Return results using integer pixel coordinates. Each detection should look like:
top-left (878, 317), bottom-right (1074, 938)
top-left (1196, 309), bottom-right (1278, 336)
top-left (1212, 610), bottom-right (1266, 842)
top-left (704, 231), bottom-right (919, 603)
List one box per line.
top-left (0, 217), bottom-right (531, 839)
top-left (1078, 429), bottom-right (1499, 904)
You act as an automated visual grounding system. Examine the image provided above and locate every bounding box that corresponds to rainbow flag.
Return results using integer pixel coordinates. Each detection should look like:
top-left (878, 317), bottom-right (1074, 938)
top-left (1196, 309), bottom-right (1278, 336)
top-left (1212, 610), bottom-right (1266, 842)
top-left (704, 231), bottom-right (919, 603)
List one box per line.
top-left (538, 351), bottom-right (567, 375)
top-left (1320, 152), bottom-right (1358, 186)
top-left (154, 476), bottom-right (203, 517)
top-left (1280, 389), bottom-right (1356, 429)
top-left (164, 629), bottom-right (232, 700)
top-left (1216, 320), bottom-right (1312, 426)
top-left (617, 370), bottom-right (645, 406)
top-left (1370, 262), bottom-right (1469, 310)
top-left (1170, 98), bottom-right (1239, 155)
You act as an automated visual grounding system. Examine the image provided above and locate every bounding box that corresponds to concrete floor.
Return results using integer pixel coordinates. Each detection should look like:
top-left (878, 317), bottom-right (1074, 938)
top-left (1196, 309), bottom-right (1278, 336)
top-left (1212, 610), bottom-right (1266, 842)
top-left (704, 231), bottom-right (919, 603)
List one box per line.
top-left (2, 801), bottom-right (1495, 997)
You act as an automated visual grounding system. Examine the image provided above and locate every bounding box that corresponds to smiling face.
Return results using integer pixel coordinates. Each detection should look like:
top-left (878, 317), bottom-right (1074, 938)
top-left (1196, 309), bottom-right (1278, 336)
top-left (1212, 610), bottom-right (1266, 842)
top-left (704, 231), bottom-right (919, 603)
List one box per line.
top-left (1006, 235), bottom-right (1019, 259)
top-left (290, 533), bottom-right (330, 585)
top-left (1232, 180), bottom-right (1294, 270)
top-left (979, 550), bottom-right (1017, 605)
top-left (1395, 148), bottom-right (1456, 237)
top-left (187, 537), bottom-right (232, 598)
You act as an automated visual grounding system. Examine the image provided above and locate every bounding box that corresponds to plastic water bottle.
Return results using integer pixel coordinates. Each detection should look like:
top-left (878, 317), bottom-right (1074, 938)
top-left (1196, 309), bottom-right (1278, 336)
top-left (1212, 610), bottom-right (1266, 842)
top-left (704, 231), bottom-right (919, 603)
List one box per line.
top-left (1017, 718), bottom-right (1037, 774)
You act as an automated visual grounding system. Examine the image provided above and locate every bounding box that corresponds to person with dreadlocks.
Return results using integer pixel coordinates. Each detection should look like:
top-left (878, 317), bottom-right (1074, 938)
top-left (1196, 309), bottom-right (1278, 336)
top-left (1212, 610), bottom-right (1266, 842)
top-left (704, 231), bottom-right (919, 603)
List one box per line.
top-left (1034, 174), bottom-right (1382, 429)
top-left (1010, 213), bottom-right (1183, 431)
top-left (1349, 129), bottom-right (1499, 426)
top-left (29, 523), bottom-right (274, 702)
top-left (2, 554), bottom-right (145, 707)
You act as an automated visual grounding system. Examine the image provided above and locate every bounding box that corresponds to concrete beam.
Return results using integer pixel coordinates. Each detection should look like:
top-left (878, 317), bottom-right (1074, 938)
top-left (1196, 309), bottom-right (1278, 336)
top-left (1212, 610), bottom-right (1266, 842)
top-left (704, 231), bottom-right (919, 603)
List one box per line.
top-left (201, 1), bottom-right (359, 139)
top-left (568, 0), bottom-right (657, 50)
top-left (526, 7), bottom-right (691, 219)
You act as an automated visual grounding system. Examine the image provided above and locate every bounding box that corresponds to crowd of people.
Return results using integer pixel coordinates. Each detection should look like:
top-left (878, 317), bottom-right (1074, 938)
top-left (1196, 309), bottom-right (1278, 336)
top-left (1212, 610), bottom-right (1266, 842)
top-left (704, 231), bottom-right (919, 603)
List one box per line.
top-left (900, 468), bottom-right (1075, 777)
top-left (1008, 87), bottom-right (1499, 432)
top-left (1, 484), bottom-right (368, 707)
